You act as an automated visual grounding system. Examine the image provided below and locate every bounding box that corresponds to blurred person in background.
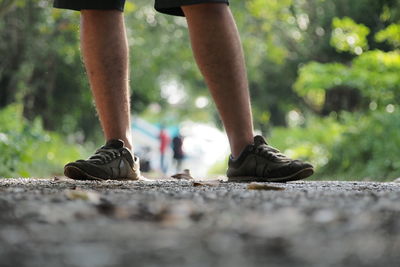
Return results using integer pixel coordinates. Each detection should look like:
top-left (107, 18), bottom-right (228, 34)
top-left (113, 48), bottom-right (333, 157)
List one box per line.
top-left (159, 126), bottom-right (170, 175)
top-left (172, 131), bottom-right (184, 173)
top-left (57, 0), bottom-right (314, 182)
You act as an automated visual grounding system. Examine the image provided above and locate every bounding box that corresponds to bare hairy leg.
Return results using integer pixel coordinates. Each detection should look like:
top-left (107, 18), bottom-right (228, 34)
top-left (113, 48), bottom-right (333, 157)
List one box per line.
top-left (80, 10), bottom-right (132, 150)
top-left (182, 3), bottom-right (254, 157)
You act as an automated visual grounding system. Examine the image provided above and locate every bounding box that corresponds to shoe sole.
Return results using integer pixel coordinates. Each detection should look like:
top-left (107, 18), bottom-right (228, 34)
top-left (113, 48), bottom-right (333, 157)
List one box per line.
top-left (64, 165), bottom-right (140, 181)
top-left (227, 167), bottom-right (314, 183)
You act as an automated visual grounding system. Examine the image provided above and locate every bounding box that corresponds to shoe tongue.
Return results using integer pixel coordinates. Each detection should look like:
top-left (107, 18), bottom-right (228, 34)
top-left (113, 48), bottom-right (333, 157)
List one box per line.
top-left (253, 135), bottom-right (268, 146)
top-left (103, 139), bottom-right (125, 149)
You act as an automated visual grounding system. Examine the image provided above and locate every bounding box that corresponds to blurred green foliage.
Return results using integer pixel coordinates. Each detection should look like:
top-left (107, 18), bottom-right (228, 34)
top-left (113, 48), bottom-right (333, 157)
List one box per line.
top-left (375, 23), bottom-right (400, 48)
top-left (267, 109), bottom-right (400, 181)
top-left (295, 50), bottom-right (400, 110)
top-left (324, 109), bottom-right (400, 180)
top-left (292, 10), bottom-right (400, 180)
top-left (0, 105), bottom-right (90, 177)
top-left (330, 17), bottom-right (370, 55)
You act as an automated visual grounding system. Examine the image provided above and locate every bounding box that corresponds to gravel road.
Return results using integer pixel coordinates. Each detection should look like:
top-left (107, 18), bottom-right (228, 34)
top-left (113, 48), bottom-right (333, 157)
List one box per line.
top-left (1, 178), bottom-right (399, 267)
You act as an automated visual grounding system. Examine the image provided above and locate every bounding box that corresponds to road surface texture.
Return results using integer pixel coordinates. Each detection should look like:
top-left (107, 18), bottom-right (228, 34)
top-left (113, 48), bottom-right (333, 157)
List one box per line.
top-left (0, 178), bottom-right (399, 267)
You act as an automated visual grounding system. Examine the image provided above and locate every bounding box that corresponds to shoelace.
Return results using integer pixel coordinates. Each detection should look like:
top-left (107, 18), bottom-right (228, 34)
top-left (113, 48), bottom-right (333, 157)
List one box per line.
top-left (254, 144), bottom-right (289, 161)
top-left (87, 148), bottom-right (121, 164)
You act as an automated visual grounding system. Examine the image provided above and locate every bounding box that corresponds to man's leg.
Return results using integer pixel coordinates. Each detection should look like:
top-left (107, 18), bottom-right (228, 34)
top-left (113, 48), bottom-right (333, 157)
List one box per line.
top-left (181, 3), bottom-right (314, 182)
top-left (182, 3), bottom-right (254, 158)
top-left (63, 9), bottom-right (142, 181)
top-left (80, 10), bottom-right (132, 150)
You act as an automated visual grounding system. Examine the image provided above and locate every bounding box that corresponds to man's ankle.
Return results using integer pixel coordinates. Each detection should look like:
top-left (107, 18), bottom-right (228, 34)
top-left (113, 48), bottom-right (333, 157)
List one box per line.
top-left (230, 136), bottom-right (254, 158)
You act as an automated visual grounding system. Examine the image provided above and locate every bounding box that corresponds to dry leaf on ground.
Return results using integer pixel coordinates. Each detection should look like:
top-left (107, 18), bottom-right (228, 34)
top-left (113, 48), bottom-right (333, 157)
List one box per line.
top-left (247, 183), bottom-right (285, 191)
top-left (192, 180), bottom-right (221, 187)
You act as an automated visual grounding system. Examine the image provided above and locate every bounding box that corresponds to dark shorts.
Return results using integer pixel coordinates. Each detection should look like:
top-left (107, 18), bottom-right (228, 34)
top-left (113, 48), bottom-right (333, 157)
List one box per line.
top-left (53, 0), bottom-right (230, 17)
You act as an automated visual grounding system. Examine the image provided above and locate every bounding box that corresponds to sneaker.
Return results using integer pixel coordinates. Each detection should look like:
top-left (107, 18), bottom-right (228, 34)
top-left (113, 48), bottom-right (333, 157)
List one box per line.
top-left (64, 139), bottom-right (142, 181)
top-left (227, 136), bottom-right (314, 182)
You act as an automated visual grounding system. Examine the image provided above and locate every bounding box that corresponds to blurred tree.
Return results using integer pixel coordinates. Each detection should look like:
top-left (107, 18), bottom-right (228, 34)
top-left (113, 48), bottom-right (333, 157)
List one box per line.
top-left (1, 0), bottom-right (399, 141)
top-left (237, 0), bottom-right (399, 132)
top-left (295, 23), bottom-right (400, 113)
top-left (0, 0), bottom-right (16, 17)
top-left (0, 0), bottom-right (99, 140)
top-left (290, 1), bottom-right (400, 179)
